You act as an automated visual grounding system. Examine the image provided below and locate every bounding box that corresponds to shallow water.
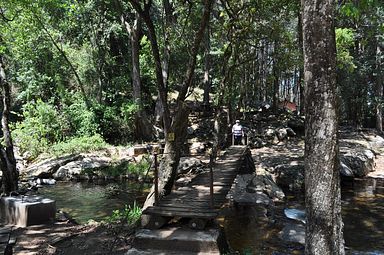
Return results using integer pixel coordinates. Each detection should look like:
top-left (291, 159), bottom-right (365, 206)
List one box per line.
top-left (224, 178), bottom-right (384, 254)
top-left (342, 178), bottom-right (384, 254)
top-left (39, 180), bottom-right (149, 223)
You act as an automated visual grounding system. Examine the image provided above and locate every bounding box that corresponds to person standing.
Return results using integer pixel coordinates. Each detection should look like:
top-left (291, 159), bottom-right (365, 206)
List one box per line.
top-left (232, 120), bottom-right (244, 145)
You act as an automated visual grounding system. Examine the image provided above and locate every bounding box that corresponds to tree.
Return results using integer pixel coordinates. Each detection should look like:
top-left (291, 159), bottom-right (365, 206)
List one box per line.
top-left (127, 0), bottom-right (214, 216)
top-left (302, 0), bottom-right (344, 254)
top-left (0, 54), bottom-right (18, 194)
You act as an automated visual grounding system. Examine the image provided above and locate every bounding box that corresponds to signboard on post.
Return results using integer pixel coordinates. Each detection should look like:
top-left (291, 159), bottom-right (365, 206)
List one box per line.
top-left (167, 132), bottom-right (175, 142)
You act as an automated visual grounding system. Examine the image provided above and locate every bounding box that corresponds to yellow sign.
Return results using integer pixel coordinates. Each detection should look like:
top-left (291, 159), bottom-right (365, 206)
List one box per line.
top-left (167, 132), bottom-right (175, 141)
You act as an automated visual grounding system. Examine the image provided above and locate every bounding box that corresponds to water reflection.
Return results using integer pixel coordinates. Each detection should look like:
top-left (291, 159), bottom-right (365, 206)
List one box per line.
top-left (342, 178), bottom-right (384, 253)
top-left (225, 178), bottom-right (384, 254)
top-left (39, 181), bottom-right (149, 224)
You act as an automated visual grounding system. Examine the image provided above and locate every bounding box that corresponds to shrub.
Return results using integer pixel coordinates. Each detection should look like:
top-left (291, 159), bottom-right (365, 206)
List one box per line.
top-left (127, 158), bottom-right (150, 176)
top-left (62, 94), bottom-right (99, 136)
top-left (12, 99), bottom-right (67, 158)
top-left (50, 134), bottom-right (107, 156)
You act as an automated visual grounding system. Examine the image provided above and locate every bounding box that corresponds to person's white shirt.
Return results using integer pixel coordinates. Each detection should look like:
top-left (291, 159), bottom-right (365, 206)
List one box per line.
top-left (232, 122), bottom-right (243, 136)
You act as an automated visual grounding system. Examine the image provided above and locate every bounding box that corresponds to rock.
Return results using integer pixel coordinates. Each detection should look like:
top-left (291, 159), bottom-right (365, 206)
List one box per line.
top-left (247, 175), bottom-right (285, 201)
top-left (276, 128), bottom-right (288, 141)
top-left (286, 127), bottom-right (296, 137)
top-left (364, 133), bottom-right (384, 154)
top-left (176, 157), bottom-right (206, 185)
top-left (227, 174), bottom-right (282, 206)
top-left (177, 157), bottom-right (205, 174)
top-left (232, 191), bottom-right (271, 206)
top-left (25, 154), bottom-right (83, 178)
top-left (279, 223), bottom-right (305, 245)
top-left (265, 128), bottom-right (275, 138)
top-left (22, 147), bottom-right (136, 181)
top-left (340, 150), bottom-right (375, 177)
top-left (36, 178), bottom-right (56, 185)
top-left (53, 156), bottom-right (112, 180)
top-left (189, 142), bottom-right (206, 154)
top-left (287, 117), bottom-right (305, 135)
top-left (339, 161), bottom-right (354, 177)
top-left (274, 164), bottom-right (305, 192)
top-left (284, 208), bottom-right (306, 224)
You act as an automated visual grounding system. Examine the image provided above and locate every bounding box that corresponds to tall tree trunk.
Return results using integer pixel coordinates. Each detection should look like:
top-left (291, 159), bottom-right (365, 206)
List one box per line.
top-left (0, 56), bottom-right (18, 194)
top-left (298, 0), bottom-right (305, 115)
top-left (203, 24), bottom-right (211, 108)
top-left (154, 0), bottom-right (174, 125)
top-left (213, 44), bottom-right (233, 157)
top-left (375, 43), bottom-right (383, 132)
top-left (272, 40), bottom-right (280, 112)
top-left (302, 0), bottom-right (345, 254)
top-left (124, 13), bottom-right (153, 141)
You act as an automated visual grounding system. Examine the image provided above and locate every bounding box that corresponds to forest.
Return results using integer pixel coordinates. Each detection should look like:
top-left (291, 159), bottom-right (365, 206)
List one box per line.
top-left (0, 0), bottom-right (383, 254)
top-left (0, 0), bottom-right (381, 155)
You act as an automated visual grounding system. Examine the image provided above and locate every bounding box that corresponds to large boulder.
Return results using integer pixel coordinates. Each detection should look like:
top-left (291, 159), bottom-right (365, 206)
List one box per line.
top-left (53, 155), bottom-right (113, 180)
top-left (177, 157), bottom-right (205, 174)
top-left (227, 173), bottom-right (284, 206)
top-left (340, 150), bottom-right (375, 177)
top-left (246, 174), bottom-right (285, 201)
top-left (175, 157), bottom-right (206, 186)
top-left (22, 147), bottom-right (136, 180)
top-left (24, 154), bottom-right (83, 178)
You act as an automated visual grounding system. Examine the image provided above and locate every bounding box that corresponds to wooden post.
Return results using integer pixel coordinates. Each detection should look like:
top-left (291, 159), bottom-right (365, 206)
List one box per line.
top-left (209, 153), bottom-right (214, 209)
top-left (154, 153), bottom-right (159, 206)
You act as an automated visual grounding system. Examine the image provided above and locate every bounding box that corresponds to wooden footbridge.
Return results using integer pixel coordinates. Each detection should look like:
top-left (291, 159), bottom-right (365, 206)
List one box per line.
top-left (142, 145), bottom-right (254, 230)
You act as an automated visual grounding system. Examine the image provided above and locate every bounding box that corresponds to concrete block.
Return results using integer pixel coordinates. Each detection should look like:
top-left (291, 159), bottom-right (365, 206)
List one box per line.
top-left (0, 195), bottom-right (56, 227)
top-left (128, 145), bottom-right (163, 156)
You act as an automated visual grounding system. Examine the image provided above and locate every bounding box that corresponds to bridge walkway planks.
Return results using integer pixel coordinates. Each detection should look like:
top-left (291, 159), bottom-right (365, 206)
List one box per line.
top-left (142, 146), bottom-right (248, 227)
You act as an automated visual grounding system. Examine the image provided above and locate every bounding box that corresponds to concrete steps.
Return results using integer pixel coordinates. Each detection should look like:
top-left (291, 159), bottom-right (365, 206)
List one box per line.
top-left (127, 227), bottom-right (228, 255)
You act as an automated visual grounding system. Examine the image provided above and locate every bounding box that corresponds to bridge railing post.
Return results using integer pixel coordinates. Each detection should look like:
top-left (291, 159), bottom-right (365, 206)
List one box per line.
top-left (209, 152), bottom-right (214, 209)
top-left (154, 153), bottom-right (159, 206)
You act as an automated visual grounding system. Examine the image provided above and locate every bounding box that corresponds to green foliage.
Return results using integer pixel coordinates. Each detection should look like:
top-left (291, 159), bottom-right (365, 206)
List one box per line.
top-left (92, 101), bottom-right (140, 145)
top-left (12, 95), bottom-right (105, 159)
top-left (63, 94), bottom-right (99, 136)
top-left (12, 99), bottom-right (67, 157)
top-left (127, 158), bottom-right (150, 176)
top-left (336, 28), bottom-right (356, 72)
top-left (50, 134), bottom-right (107, 156)
top-left (105, 202), bottom-right (142, 225)
top-left (120, 101), bottom-right (140, 124)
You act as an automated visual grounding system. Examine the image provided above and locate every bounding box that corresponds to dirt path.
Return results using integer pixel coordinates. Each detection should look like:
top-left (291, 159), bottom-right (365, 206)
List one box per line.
top-left (12, 222), bottom-right (132, 255)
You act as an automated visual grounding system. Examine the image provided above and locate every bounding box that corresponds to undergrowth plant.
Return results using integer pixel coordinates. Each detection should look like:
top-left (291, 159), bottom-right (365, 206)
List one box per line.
top-left (105, 201), bottom-right (142, 225)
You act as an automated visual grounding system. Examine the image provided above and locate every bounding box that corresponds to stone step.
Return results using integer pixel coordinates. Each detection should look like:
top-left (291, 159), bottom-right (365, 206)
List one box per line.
top-left (126, 248), bottom-right (211, 255)
top-left (130, 227), bottom-right (227, 254)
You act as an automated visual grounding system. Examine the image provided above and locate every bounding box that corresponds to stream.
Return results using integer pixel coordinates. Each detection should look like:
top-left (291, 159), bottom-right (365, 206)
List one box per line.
top-left (39, 180), bottom-right (149, 223)
top-left (39, 178), bottom-right (384, 254)
top-left (224, 177), bottom-right (384, 254)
